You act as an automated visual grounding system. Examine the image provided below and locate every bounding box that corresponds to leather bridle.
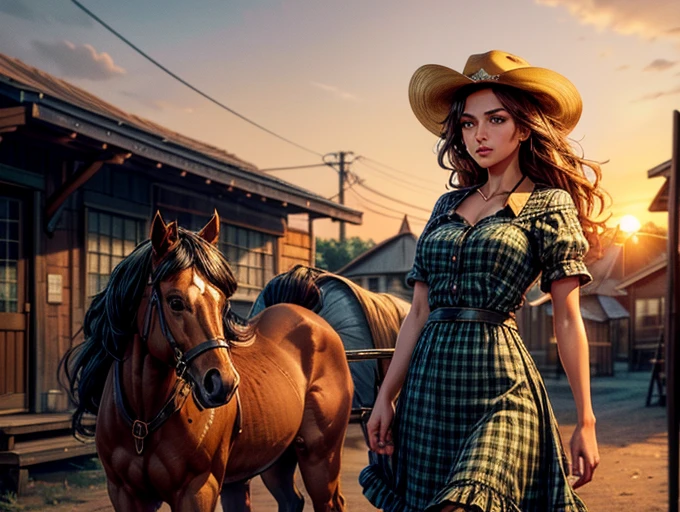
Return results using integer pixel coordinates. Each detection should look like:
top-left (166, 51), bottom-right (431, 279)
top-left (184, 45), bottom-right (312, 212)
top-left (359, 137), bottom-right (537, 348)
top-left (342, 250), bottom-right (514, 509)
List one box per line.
top-left (140, 284), bottom-right (234, 382)
top-left (114, 281), bottom-right (241, 455)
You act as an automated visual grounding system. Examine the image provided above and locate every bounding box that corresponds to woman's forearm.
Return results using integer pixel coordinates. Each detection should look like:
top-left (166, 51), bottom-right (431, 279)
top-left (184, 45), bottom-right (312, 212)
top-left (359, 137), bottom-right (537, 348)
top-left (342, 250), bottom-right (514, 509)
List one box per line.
top-left (555, 316), bottom-right (595, 426)
top-left (551, 277), bottom-right (596, 426)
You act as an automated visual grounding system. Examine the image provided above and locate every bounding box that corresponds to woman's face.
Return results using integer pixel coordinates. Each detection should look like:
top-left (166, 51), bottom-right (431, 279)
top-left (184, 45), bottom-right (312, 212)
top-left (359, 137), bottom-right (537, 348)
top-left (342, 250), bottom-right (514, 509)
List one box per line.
top-left (460, 88), bottom-right (526, 172)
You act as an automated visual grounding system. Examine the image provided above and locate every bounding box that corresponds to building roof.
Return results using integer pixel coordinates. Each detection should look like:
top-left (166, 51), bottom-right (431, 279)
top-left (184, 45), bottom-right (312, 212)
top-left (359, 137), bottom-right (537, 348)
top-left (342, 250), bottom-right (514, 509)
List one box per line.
top-left (545, 295), bottom-right (629, 322)
top-left (0, 54), bottom-right (362, 224)
top-left (647, 160), bottom-right (671, 212)
top-left (616, 254), bottom-right (667, 290)
top-left (337, 216), bottom-right (416, 275)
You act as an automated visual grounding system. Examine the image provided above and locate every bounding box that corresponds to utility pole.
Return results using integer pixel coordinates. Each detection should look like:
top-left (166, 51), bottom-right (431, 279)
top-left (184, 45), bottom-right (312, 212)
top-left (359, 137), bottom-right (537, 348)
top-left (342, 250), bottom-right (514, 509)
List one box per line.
top-left (325, 151), bottom-right (353, 242)
top-left (338, 151), bottom-right (346, 242)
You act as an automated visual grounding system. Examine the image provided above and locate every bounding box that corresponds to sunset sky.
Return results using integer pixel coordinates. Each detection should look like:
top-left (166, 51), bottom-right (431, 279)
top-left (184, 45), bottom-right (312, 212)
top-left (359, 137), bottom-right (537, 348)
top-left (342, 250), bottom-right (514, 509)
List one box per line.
top-left (1, 0), bottom-right (678, 242)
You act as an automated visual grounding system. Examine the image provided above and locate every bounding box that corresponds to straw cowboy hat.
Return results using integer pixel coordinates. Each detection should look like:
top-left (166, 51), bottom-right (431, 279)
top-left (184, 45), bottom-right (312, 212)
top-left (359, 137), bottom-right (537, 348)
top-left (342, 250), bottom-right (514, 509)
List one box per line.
top-left (408, 50), bottom-right (582, 136)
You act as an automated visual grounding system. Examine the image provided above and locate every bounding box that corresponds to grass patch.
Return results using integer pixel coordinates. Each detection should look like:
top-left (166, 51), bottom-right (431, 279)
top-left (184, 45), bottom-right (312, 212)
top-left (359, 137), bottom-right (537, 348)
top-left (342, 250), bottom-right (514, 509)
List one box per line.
top-left (0, 492), bottom-right (25, 512)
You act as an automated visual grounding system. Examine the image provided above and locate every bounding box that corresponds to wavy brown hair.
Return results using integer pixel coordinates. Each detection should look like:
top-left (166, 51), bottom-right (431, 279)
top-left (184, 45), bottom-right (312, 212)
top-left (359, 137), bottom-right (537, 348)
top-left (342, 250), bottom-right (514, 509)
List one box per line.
top-left (437, 83), bottom-right (608, 255)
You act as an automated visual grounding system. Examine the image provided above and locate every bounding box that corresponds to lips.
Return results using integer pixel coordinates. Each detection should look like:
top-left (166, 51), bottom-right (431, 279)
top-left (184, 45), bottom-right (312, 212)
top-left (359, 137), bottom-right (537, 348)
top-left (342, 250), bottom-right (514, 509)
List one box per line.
top-left (476, 146), bottom-right (492, 156)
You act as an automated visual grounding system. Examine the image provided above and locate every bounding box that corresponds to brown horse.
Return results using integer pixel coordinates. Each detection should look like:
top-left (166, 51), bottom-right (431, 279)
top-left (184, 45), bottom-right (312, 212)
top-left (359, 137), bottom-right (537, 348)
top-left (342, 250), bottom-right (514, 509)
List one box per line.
top-left (63, 212), bottom-right (352, 511)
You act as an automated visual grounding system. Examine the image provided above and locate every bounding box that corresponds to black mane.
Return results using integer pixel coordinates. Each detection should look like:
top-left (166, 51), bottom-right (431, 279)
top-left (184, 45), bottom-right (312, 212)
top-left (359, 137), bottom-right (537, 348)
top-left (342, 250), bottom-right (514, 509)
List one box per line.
top-left (61, 227), bottom-right (252, 437)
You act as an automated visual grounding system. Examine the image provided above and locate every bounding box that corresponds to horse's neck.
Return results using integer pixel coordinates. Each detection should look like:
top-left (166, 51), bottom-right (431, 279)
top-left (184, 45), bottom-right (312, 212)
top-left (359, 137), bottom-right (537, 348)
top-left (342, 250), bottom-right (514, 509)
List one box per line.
top-left (122, 334), bottom-right (176, 421)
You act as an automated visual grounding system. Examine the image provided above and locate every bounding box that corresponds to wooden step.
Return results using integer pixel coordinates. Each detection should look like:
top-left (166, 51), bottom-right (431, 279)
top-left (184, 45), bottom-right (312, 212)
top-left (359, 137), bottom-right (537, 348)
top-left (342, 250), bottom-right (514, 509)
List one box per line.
top-left (0, 435), bottom-right (96, 468)
top-left (0, 413), bottom-right (95, 450)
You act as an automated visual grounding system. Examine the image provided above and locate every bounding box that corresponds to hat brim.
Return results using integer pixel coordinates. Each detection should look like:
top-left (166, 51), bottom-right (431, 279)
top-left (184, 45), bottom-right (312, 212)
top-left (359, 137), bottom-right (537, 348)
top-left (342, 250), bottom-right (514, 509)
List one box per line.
top-left (409, 64), bottom-right (582, 136)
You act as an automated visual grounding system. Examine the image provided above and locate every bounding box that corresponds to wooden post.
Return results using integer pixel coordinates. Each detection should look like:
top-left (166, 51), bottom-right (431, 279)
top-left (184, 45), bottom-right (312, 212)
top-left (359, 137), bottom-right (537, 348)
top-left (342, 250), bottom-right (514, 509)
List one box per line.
top-left (667, 110), bottom-right (680, 512)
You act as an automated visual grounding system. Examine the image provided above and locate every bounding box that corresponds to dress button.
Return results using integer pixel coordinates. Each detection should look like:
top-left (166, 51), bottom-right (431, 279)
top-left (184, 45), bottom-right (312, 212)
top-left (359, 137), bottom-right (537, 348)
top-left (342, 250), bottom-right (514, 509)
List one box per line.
top-left (452, 255), bottom-right (457, 262)
top-left (452, 284), bottom-right (458, 292)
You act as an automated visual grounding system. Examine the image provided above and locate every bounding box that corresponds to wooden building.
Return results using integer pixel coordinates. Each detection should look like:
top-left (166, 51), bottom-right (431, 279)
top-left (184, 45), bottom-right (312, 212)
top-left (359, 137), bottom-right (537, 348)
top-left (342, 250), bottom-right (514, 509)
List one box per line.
top-left (518, 243), bottom-right (629, 376)
top-left (0, 54), bottom-right (362, 415)
top-left (337, 216), bottom-right (416, 301)
top-left (614, 159), bottom-right (672, 370)
top-left (616, 256), bottom-right (667, 370)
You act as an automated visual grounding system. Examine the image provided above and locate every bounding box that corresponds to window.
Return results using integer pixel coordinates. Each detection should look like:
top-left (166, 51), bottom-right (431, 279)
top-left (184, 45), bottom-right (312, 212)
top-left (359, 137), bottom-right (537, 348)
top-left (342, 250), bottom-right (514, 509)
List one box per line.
top-left (159, 209), bottom-right (277, 300)
top-left (0, 198), bottom-right (20, 312)
top-left (87, 211), bottom-right (145, 298)
top-left (368, 277), bottom-right (380, 292)
top-left (219, 224), bottom-right (275, 300)
top-left (635, 297), bottom-right (665, 336)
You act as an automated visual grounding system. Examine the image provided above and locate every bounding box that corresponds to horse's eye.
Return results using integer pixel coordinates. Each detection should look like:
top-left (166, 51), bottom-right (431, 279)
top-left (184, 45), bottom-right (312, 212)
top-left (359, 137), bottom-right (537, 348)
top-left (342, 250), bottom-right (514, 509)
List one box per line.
top-left (169, 298), bottom-right (185, 312)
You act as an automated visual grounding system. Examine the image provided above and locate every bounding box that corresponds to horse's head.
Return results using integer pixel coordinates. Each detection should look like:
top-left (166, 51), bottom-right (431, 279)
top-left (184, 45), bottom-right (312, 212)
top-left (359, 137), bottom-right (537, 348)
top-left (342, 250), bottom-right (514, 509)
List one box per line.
top-left (139, 210), bottom-right (242, 409)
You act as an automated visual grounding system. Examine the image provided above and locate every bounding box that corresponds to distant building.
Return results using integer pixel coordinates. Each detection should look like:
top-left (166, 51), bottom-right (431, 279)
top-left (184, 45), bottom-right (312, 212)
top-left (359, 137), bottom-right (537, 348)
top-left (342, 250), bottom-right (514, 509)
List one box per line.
top-left (337, 216), bottom-right (416, 301)
top-left (518, 242), bottom-right (629, 376)
top-left (616, 255), bottom-right (667, 370)
top-left (614, 159), bottom-right (672, 370)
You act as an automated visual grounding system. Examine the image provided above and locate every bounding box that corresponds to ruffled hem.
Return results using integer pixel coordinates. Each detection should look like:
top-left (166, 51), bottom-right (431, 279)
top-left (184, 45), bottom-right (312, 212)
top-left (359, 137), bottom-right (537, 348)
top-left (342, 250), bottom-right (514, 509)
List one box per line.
top-left (359, 464), bottom-right (407, 512)
top-left (427, 480), bottom-right (522, 512)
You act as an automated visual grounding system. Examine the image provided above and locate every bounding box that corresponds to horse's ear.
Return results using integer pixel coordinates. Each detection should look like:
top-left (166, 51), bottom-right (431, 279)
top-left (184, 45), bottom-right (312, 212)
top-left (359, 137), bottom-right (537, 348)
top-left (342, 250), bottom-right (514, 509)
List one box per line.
top-left (198, 209), bottom-right (220, 245)
top-left (150, 211), bottom-right (179, 261)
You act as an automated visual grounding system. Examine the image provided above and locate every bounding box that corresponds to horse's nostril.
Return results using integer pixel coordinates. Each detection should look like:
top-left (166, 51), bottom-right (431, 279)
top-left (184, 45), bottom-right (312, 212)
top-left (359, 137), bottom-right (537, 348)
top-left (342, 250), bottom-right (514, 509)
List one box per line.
top-left (204, 368), bottom-right (221, 396)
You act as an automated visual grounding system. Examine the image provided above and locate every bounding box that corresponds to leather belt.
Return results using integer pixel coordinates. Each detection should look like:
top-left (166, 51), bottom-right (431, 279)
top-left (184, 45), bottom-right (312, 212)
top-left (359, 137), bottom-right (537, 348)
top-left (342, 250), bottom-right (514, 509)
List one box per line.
top-left (428, 307), bottom-right (517, 329)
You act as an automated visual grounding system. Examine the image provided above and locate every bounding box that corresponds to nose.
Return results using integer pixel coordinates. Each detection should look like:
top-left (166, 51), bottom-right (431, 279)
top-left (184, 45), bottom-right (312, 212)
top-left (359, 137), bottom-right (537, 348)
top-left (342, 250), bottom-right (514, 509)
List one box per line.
top-left (203, 367), bottom-right (237, 404)
top-left (475, 121), bottom-right (488, 142)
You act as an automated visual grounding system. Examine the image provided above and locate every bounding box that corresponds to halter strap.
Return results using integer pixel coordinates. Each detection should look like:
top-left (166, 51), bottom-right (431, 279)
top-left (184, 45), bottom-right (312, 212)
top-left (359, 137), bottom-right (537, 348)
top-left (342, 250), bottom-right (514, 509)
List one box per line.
top-left (116, 280), bottom-right (240, 454)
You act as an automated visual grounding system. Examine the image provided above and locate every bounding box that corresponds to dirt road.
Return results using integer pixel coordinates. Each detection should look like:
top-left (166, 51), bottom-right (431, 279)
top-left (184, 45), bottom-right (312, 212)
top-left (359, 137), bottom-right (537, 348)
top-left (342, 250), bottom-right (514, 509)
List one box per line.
top-left (7, 366), bottom-right (668, 512)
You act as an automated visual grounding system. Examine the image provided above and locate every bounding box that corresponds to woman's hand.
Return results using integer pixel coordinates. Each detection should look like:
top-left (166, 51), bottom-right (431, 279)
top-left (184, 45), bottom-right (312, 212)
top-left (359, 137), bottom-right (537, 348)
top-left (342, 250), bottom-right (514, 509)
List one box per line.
top-left (366, 395), bottom-right (395, 455)
top-left (569, 419), bottom-right (600, 488)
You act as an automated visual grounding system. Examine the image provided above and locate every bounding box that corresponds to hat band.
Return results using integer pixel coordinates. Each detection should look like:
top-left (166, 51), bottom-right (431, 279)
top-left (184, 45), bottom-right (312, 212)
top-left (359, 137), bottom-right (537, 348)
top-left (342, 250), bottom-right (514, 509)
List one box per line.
top-left (468, 68), bottom-right (500, 82)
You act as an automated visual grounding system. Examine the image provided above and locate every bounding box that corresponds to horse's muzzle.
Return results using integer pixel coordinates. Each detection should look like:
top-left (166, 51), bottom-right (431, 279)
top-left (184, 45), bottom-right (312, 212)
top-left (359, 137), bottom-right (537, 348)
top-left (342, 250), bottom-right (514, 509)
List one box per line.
top-left (195, 367), bottom-right (239, 408)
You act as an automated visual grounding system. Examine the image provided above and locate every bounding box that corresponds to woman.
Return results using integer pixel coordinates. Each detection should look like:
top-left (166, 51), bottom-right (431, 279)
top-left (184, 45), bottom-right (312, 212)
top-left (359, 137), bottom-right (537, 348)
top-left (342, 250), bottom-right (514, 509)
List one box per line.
top-left (360, 50), bottom-right (604, 512)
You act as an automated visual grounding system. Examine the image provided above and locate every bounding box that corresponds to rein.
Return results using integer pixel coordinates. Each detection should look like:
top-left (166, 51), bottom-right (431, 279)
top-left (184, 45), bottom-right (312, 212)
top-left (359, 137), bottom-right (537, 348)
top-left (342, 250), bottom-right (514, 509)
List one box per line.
top-left (114, 282), bottom-right (241, 455)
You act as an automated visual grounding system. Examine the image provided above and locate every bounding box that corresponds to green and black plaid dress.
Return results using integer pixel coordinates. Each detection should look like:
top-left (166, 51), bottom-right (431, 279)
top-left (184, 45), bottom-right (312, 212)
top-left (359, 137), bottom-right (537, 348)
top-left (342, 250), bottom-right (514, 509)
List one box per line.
top-left (360, 183), bottom-right (592, 512)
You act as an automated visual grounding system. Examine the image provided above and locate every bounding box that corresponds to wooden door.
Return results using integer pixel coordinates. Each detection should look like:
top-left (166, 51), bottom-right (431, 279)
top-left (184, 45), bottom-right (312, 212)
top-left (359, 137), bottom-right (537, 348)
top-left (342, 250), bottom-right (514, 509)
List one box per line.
top-left (0, 195), bottom-right (27, 412)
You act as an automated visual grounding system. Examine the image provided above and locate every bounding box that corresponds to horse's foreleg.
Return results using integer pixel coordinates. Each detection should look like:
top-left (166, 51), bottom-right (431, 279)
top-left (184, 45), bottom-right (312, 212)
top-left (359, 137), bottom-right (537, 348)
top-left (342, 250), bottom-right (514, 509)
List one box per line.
top-left (107, 480), bottom-right (161, 512)
top-left (174, 472), bottom-right (221, 512)
top-left (220, 478), bottom-right (252, 512)
top-left (261, 445), bottom-right (305, 512)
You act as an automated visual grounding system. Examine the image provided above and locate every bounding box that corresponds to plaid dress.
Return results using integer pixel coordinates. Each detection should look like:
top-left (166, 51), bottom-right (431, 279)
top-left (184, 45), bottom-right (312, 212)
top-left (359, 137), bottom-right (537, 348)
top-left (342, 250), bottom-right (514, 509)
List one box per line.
top-left (360, 182), bottom-right (592, 512)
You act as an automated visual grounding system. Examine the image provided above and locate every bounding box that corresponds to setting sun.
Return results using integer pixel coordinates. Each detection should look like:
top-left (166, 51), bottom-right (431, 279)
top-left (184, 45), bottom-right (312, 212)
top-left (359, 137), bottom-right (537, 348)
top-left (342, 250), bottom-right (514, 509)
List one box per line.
top-left (619, 214), bottom-right (642, 235)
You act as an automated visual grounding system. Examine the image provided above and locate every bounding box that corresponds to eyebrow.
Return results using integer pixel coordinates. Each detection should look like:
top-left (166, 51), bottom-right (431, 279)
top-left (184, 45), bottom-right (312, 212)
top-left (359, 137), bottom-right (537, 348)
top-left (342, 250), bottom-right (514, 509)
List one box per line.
top-left (461, 107), bottom-right (507, 119)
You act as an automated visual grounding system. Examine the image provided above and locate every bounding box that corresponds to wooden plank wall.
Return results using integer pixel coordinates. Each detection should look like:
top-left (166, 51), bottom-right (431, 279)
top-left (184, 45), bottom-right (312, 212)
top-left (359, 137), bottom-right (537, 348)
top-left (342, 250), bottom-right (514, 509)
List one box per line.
top-left (281, 228), bottom-right (312, 272)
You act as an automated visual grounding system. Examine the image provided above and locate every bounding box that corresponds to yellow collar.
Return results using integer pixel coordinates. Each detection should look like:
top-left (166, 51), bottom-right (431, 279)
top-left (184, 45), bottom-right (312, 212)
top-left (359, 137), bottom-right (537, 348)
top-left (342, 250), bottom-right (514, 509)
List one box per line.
top-left (505, 175), bottom-right (535, 216)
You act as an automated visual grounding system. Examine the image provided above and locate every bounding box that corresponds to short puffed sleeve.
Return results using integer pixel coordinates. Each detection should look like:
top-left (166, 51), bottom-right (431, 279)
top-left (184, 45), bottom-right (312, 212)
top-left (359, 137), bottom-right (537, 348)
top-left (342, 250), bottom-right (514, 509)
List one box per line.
top-left (537, 189), bottom-right (593, 293)
top-left (405, 193), bottom-right (452, 287)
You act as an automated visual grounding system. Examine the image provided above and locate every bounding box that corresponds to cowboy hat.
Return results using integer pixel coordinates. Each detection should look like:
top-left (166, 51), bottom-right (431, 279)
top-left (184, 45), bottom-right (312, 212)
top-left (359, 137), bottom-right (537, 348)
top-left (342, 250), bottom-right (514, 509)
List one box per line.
top-left (408, 50), bottom-right (582, 136)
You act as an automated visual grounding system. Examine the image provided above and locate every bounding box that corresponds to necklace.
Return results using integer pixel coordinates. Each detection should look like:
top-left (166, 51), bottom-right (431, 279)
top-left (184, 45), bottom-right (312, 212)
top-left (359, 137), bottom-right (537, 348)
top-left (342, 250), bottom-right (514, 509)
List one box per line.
top-left (476, 175), bottom-right (526, 202)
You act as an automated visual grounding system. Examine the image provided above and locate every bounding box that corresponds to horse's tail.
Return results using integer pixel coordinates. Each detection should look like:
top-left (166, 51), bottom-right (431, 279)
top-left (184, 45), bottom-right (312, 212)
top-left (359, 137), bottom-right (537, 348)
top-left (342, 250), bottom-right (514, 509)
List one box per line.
top-left (251, 265), bottom-right (408, 408)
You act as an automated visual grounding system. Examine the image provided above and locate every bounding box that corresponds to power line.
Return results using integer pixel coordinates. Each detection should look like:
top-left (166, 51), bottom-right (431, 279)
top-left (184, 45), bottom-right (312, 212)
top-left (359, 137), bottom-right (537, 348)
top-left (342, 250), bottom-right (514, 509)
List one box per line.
top-left (259, 163), bottom-right (336, 172)
top-left (350, 172), bottom-right (433, 213)
top-left (351, 189), bottom-right (427, 222)
top-left (348, 187), bottom-right (430, 223)
top-left (70, 0), bottom-right (324, 158)
top-left (354, 158), bottom-right (444, 194)
top-left (359, 156), bottom-right (446, 185)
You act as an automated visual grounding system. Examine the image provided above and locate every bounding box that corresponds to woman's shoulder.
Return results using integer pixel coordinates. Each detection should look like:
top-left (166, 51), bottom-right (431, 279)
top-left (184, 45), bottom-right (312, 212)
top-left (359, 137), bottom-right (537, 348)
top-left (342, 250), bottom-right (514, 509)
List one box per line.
top-left (525, 186), bottom-right (577, 217)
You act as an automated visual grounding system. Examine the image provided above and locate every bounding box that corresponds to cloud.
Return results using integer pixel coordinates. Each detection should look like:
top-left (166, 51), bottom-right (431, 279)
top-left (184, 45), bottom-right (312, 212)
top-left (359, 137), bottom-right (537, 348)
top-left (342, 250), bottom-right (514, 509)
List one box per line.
top-left (615, 64), bottom-right (630, 71)
top-left (120, 91), bottom-right (195, 113)
top-left (0, 0), bottom-right (91, 26)
top-left (644, 58), bottom-right (677, 71)
top-left (310, 81), bottom-right (359, 101)
top-left (32, 40), bottom-right (125, 81)
top-left (535, 0), bottom-right (680, 41)
top-left (632, 85), bottom-right (680, 102)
